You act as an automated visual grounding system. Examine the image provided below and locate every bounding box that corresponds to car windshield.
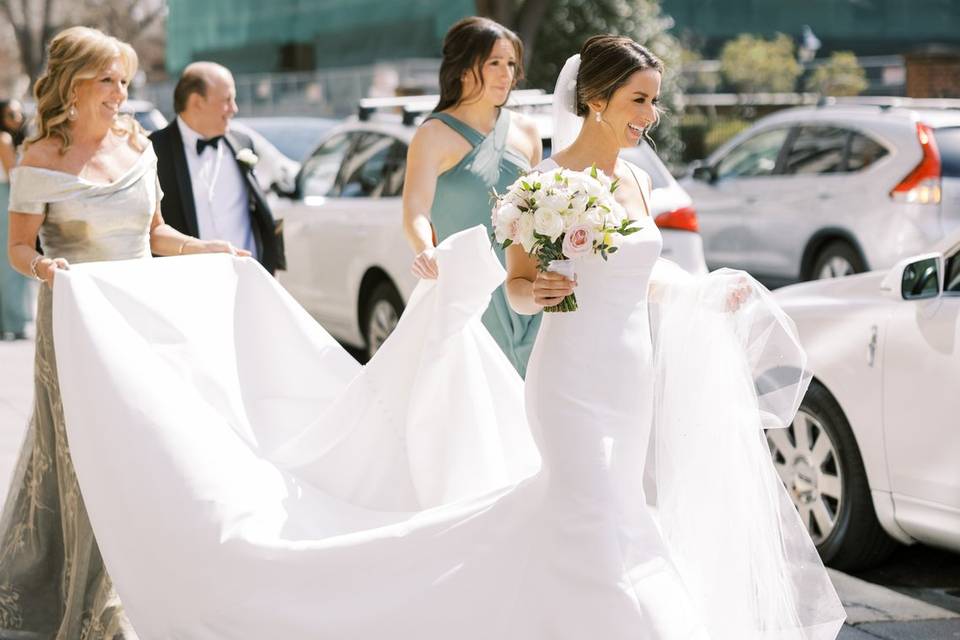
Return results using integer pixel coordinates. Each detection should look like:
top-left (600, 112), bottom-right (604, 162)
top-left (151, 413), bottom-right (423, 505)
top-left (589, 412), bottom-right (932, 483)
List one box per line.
top-left (239, 120), bottom-right (338, 162)
top-left (934, 127), bottom-right (960, 178)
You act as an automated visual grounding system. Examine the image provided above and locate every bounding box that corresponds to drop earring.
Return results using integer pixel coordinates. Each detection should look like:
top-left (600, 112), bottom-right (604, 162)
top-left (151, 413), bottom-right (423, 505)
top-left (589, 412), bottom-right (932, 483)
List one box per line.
top-left (594, 111), bottom-right (602, 123)
top-left (67, 102), bottom-right (78, 121)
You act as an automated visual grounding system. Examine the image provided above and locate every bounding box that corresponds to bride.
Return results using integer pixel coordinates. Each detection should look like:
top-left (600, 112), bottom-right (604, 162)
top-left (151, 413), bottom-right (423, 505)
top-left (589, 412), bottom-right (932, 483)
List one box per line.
top-left (40, 32), bottom-right (844, 640)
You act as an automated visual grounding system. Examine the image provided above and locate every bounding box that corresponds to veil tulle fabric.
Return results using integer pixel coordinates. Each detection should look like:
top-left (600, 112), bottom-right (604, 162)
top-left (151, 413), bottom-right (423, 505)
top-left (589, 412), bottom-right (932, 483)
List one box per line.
top-left (649, 261), bottom-right (840, 638)
top-left (551, 54), bottom-right (584, 154)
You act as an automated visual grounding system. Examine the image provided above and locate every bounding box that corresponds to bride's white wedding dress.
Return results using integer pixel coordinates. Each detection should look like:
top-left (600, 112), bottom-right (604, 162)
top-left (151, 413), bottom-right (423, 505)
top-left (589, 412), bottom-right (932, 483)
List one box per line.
top-left (49, 176), bottom-right (844, 637)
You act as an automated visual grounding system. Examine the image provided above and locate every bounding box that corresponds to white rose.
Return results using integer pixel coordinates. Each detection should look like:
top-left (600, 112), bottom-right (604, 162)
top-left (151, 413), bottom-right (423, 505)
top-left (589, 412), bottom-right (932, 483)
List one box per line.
top-left (517, 214), bottom-right (536, 251)
top-left (565, 172), bottom-right (591, 193)
top-left (533, 208), bottom-right (565, 241)
top-left (586, 179), bottom-right (610, 201)
top-left (494, 202), bottom-right (522, 243)
top-left (569, 192), bottom-right (590, 216)
top-left (580, 206), bottom-right (604, 227)
top-left (540, 193), bottom-right (569, 213)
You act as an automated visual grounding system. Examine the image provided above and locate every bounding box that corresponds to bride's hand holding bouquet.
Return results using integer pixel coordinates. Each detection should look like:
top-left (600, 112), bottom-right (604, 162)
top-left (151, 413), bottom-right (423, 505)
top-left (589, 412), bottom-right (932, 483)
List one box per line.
top-left (492, 165), bottom-right (641, 312)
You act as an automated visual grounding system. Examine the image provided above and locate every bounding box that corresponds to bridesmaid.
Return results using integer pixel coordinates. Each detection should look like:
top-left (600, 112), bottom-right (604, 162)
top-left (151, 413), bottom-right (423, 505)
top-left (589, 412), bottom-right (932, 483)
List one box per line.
top-left (0, 99), bottom-right (30, 340)
top-left (402, 16), bottom-right (542, 377)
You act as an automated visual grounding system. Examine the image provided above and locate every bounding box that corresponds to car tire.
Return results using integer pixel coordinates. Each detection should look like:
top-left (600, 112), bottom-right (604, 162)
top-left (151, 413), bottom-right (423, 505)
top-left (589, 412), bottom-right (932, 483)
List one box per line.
top-left (362, 281), bottom-right (404, 361)
top-left (769, 382), bottom-right (899, 571)
top-left (810, 241), bottom-right (867, 280)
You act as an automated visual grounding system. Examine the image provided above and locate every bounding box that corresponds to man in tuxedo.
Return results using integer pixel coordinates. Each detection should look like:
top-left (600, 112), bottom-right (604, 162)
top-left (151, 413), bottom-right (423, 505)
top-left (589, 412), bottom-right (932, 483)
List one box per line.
top-left (150, 62), bottom-right (285, 274)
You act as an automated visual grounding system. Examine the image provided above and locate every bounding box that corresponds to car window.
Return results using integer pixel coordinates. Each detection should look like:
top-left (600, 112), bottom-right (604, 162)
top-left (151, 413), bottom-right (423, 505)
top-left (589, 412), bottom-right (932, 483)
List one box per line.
top-left (382, 142), bottom-right (407, 198)
top-left (933, 127), bottom-right (960, 178)
top-left (782, 126), bottom-right (848, 175)
top-left (945, 250), bottom-right (960, 294)
top-left (846, 132), bottom-right (888, 172)
top-left (338, 133), bottom-right (396, 198)
top-left (300, 132), bottom-right (352, 198)
top-left (716, 128), bottom-right (789, 180)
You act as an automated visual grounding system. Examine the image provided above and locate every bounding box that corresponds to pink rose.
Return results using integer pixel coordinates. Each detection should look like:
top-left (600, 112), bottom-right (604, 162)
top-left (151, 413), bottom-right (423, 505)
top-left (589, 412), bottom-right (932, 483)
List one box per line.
top-left (562, 223), bottom-right (595, 259)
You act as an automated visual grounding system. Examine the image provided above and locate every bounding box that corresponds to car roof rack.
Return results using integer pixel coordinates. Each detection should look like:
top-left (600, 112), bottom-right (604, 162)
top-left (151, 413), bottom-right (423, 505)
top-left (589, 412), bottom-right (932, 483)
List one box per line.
top-left (358, 89), bottom-right (551, 125)
top-left (816, 95), bottom-right (960, 111)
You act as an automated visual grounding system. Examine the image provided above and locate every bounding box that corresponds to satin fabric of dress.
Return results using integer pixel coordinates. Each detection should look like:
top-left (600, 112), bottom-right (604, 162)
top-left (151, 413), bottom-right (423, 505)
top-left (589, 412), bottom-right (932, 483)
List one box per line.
top-left (50, 222), bottom-right (843, 638)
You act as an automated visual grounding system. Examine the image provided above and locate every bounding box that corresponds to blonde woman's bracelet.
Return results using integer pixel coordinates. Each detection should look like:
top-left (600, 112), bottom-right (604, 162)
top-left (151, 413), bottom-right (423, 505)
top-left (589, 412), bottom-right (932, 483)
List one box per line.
top-left (29, 255), bottom-right (45, 282)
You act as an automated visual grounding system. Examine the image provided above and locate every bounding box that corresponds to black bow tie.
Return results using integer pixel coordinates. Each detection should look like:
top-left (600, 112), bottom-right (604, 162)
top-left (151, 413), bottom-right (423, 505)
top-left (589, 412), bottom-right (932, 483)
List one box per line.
top-left (196, 136), bottom-right (223, 155)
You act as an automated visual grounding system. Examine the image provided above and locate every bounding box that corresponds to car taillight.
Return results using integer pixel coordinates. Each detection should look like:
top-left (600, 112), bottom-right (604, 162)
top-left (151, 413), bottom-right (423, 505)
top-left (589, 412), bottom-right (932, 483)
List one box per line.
top-left (655, 205), bottom-right (699, 232)
top-left (891, 123), bottom-right (942, 205)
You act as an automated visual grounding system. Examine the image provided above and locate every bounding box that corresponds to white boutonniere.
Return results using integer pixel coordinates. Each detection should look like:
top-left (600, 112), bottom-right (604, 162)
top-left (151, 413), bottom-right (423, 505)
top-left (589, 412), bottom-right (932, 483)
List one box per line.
top-left (236, 148), bottom-right (258, 169)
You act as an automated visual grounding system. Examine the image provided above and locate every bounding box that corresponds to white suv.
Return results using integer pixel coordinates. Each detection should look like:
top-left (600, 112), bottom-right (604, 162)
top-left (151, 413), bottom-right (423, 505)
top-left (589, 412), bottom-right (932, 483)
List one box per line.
top-left (682, 102), bottom-right (960, 287)
top-left (276, 96), bottom-right (707, 359)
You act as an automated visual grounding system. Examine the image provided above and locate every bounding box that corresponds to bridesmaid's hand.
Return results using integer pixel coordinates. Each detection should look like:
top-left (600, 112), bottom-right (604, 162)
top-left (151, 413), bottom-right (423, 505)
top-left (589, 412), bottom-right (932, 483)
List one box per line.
top-left (40, 257), bottom-right (70, 289)
top-left (725, 277), bottom-right (754, 313)
top-left (411, 248), bottom-right (439, 279)
top-left (533, 270), bottom-right (576, 308)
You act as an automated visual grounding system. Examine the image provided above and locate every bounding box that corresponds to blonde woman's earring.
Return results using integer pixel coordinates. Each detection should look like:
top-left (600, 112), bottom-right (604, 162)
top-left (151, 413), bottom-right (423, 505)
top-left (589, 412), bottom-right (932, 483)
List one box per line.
top-left (594, 111), bottom-right (602, 123)
top-left (67, 103), bottom-right (78, 121)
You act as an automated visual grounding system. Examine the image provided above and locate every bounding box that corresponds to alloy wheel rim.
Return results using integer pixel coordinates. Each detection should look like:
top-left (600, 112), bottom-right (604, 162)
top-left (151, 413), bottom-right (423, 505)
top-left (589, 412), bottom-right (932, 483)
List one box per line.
top-left (817, 256), bottom-right (855, 279)
top-left (766, 409), bottom-right (843, 544)
top-left (367, 300), bottom-right (398, 357)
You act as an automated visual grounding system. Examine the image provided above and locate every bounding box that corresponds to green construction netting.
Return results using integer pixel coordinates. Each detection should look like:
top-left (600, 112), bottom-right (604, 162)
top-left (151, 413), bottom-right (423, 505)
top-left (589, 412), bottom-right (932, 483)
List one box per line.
top-left (166, 0), bottom-right (474, 73)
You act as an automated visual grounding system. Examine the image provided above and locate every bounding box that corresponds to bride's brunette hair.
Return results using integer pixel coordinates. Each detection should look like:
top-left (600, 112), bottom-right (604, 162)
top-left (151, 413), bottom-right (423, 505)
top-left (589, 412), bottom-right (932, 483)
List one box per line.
top-left (576, 35), bottom-right (664, 138)
top-left (434, 16), bottom-right (524, 112)
top-left (27, 26), bottom-right (143, 153)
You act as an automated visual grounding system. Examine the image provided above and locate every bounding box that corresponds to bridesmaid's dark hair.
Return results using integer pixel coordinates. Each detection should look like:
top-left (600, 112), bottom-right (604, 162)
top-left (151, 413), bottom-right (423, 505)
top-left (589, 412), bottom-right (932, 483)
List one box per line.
top-left (575, 35), bottom-right (663, 118)
top-left (0, 100), bottom-right (25, 147)
top-left (434, 16), bottom-right (524, 113)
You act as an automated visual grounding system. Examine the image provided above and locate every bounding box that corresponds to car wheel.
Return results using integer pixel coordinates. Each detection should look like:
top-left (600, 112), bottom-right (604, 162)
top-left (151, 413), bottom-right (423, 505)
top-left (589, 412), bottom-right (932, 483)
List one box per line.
top-left (766, 382), bottom-right (898, 571)
top-left (811, 241), bottom-right (866, 280)
top-left (362, 281), bottom-right (403, 361)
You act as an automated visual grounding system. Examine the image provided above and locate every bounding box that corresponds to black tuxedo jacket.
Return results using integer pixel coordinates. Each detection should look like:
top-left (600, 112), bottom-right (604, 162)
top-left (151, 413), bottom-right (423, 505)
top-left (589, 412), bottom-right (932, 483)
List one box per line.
top-left (149, 121), bottom-right (285, 274)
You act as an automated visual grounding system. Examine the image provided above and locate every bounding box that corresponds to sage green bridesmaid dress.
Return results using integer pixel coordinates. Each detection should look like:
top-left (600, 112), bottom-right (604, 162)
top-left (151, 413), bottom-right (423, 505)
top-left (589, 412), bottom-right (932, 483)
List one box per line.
top-left (425, 109), bottom-right (541, 377)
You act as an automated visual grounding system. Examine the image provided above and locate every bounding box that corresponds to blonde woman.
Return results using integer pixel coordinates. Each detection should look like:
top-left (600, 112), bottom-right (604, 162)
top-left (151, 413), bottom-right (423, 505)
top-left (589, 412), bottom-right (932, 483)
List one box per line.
top-left (0, 27), bottom-right (243, 637)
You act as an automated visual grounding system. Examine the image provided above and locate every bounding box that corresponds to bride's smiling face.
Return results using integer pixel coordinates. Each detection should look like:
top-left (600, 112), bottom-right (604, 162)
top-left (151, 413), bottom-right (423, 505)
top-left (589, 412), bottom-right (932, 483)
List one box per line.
top-left (591, 68), bottom-right (662, 148)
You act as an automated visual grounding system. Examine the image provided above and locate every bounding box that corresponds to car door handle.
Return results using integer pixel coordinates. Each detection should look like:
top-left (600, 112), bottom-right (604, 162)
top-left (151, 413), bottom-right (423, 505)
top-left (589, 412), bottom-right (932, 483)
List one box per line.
top-left (818, 193), bottom-right (832, 200)
top-left (744, 196), bottom-right (758, 204)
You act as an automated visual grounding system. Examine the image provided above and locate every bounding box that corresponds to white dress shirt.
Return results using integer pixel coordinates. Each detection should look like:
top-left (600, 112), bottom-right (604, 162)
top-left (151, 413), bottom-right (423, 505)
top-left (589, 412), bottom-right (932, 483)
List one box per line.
top-left (176, 117), bottom-right (258, 258)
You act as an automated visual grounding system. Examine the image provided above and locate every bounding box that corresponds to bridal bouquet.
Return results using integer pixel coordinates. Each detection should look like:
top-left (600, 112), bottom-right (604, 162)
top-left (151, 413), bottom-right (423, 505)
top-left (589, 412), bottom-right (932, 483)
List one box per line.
top-left (491, 165), bottom-right (641, 312)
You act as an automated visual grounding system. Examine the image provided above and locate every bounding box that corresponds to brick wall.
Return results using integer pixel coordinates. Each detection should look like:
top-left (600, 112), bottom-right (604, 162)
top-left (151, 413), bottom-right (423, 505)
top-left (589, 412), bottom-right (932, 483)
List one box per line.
top-left (905, 50), bottom-right (960, 98)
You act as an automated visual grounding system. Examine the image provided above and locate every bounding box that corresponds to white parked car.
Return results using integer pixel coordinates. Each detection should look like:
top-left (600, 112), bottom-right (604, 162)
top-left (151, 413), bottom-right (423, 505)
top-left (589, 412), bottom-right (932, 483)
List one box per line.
top-left (682, 103), bottom-right (960, 287)
top-left (771, 230), bottom-right (960, 570)
top-left (277, 96), bottom-right (706, 359)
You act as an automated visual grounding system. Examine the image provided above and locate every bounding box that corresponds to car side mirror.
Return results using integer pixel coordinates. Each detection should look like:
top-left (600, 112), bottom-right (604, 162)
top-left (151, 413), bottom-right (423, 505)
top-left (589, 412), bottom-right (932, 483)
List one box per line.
top-left (272, 182), bottom-right (298, 199)
top-left (880, 252), bottom-right (943, 300)
top-left (690, 161), bottom-right (717, 184)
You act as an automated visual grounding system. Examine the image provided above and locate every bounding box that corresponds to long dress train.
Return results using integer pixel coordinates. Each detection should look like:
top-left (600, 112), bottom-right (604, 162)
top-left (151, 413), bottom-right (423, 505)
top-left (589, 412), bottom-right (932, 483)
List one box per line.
top-left (45, 213), bottom-right (844, 636)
